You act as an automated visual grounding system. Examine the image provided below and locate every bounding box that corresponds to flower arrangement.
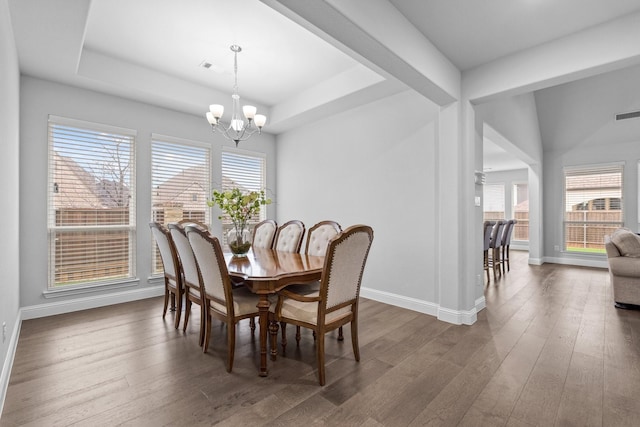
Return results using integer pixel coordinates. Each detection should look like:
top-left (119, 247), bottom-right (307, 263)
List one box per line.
top-left (207, 188), bottom-right (271, 255)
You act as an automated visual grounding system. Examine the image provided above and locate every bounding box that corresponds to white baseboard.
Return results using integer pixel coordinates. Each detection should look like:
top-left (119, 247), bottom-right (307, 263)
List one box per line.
top-left (528, 257), bottom-right (544, 265)
top-left (360, 287), bottom-right (484, 325)
top-left (543, 256), bottom-right (608, 269)
top-left (1, 310), bottom-right (22, 417)
top-left (21, 286), bottom-right (164, 320)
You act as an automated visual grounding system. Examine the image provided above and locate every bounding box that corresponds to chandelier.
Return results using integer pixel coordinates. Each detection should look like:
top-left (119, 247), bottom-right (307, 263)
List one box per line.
top-left (205, 45), bottom-right (267, 147)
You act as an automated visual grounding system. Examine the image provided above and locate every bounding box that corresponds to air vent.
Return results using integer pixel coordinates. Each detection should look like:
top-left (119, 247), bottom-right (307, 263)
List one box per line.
top-left (615, 110), bottom-right (640, 121)
top-left (199, 60), bottom-right (223, 73)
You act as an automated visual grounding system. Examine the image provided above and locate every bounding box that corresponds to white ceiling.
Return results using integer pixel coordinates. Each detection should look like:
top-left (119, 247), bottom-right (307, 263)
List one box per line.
top-left (8, 0), bottom-right (640, 172)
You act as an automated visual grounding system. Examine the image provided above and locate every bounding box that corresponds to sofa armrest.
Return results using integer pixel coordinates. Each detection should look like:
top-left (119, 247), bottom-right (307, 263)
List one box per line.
top-left (608, 256), bottom-right (640, 278)
top-left (605, 236), bottom-right (621, 258)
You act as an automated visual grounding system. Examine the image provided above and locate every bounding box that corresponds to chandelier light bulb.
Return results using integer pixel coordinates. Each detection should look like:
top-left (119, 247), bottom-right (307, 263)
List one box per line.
top-left (243, 105), bottom-right (257, 120)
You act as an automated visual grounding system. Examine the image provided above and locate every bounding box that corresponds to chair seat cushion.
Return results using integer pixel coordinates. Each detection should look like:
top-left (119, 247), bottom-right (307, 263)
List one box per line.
top-left (210, 286), bottom-right (260, 317)
top-left (279, 291), bottom-right (351, 326)
top-left (286, 280), bottom-right (320, 295)
top-left (610, 228), bottom-right (640, 257)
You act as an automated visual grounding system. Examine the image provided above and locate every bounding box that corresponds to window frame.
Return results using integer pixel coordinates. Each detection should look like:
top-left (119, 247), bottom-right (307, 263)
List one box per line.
top-left (562, 163), bottom-right (624, 255)
top-left (47, 115), bottom-right (137, 290)
top-left (512, 181), bottom-right (529, 242)
top-left (150, 134), bottom-right (212, 275)
top-left (220, 147), bottom-right (268, 245)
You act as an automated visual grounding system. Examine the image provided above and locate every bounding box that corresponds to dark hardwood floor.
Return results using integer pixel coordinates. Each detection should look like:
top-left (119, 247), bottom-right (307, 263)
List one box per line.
top-left (2, 251), bottom-right (640, 426)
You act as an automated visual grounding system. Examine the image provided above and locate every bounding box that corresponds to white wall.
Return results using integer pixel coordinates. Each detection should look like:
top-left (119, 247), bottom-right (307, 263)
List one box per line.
top-left (0, 0), bottom-right (21, 412)
top-left (536, 65), bottom-right (640, 267)
top-left (19, 76), bottom-right (277, 311)
top-left (276, 90), bottom-right (441, 312)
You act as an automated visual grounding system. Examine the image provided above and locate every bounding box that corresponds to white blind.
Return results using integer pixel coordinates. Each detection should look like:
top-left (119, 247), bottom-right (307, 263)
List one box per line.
top-left (483, 183), bottom-right (505, 220)
top-left (151, 135), bottom-right (211, 273)
top-left (47, 116), bottom-right (136, 288)
top-left (220, 149), bottom-right (267, 238)
top-left (513, 183), bottom-right (529, 242)
top-left (563, 164), bottom-right (623, 253)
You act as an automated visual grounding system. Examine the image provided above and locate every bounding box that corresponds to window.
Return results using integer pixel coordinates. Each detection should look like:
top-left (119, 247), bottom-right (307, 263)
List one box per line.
top-left (151, 135), bottom-right (211, 274)
top-left (513, 183), bottom-right (529, 241)
top-left (220, 149), bottom-right (267, 245)
top-left (483, 183), bottom-right (505, 221)
top-left (563, 164), bottom-right (623, 254)
top-left (48, 116), bottom-right (136, 288)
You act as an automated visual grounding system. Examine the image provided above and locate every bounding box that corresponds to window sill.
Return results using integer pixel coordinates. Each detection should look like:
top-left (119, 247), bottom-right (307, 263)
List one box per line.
top-left (43, 278), bottom-right (141, 299)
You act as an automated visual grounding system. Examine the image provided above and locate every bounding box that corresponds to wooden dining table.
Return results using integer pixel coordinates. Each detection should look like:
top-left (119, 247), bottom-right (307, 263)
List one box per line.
top-left (224, 247), bottom-right (325, 377)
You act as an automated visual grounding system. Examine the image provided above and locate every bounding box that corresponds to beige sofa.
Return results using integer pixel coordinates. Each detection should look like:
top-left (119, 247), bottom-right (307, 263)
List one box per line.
top-left (605, 228), bottom-right (640, 308)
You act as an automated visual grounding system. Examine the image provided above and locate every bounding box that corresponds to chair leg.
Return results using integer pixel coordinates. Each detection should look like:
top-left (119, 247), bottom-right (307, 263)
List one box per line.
top-left (170, 292), bottom-right (176, 311)
top-left (338, 326), bottom-right (344, 341)
top-left (203, 311), bottom-right (211, 353)
top-left (173, 291), bottom-right (182, 329)
top-left (227, 321), bottom-right (236, 373)
top-left (249, 317), bottom-right (256, 333)
top-left (198, 304), bottom-right (205, 347)
top-left (162, 287), bottom-right (169, 319)
top-left (506, 245), bottom-right (511, 271)
top-left (501, 246), bottom-right (506, 274)
top-left (296, 326), bottom-right (301, 345)
top-left (280, 322), bottom-right (287, 353)
top-left (351, 319), bottom-right (360, 362)
top-left (183, 299), bottom-right (191, 332)
top-left (317, 331), bottom-right (326, 386)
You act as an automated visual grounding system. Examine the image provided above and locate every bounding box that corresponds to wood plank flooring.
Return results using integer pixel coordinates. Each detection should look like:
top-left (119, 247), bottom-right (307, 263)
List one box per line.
top-left (3, 251), bottom-right (640, 426)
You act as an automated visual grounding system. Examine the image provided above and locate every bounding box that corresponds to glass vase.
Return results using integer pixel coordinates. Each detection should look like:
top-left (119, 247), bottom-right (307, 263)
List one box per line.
top-left (227, 226), bottom-right (252, 257)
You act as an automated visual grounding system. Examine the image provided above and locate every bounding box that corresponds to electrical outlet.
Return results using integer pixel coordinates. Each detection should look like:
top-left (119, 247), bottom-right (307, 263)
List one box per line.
top-left (554, 245), bottom-right (560, 251)
top-left (2, 322), bottom-right (6, 343)
top-left (476, 274), bottom-right (482, 285)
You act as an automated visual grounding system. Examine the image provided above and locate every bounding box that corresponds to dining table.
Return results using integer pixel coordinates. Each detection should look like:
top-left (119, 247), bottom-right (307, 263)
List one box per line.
top-left (224, 247), bottom-right (325, 377)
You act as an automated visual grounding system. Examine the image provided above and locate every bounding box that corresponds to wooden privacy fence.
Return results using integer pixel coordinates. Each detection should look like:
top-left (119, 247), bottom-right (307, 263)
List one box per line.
top-left (564, 211), bottom-right (622, 250)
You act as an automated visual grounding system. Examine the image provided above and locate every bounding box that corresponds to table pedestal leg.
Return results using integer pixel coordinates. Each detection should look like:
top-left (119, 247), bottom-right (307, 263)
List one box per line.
top-left (257, 294), bottom-right (270, 377)
top-left (269, 321), bottom-right (279, 360)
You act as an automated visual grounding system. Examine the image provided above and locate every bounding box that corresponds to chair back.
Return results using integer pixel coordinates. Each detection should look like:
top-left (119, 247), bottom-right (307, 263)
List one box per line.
top-left (489, 220), bottom-right (505, 249)
top-left (168, 223), bottom-right (200, 293)
top-left (502, 219), bottom-right (517, 245)
top-left (305, 221), bottom-right (342, 256)
top-left (149, 222), bottom-right (179, 282)
top-left (252, 219), bottom-right (277, 249)
top-left (483, 221), bottom-right (495, 251)
top-left (320, 225), bottom-right (374, 313)
top-left (185, 226), bottom-right (233, 313)
top-left (177, 218), bottom-right (209, 231)
top-left (273, 220), bottom-right (305, 253)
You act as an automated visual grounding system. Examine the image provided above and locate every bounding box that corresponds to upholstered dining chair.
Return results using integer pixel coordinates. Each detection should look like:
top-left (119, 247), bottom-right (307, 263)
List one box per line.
top-left (483, 220), bottom-right (496, 282)
top-left (185, 225), bottom-right (261, 372)
top-left (168, 222), bottom-right (205, 346)
top-left (489, 220), bottom-right (506, 279)
top-left (149, 222), bottom-right (183, 329)
top-left (252, 219), bottom-right (277, 249)
top-left (273, 220), bottom-right (305, 253)
top-left (501, 219), bottom-right (517, 272)
top-left (281, 220), bottom-right (342, 349)
top-left (271, 224), bottom-right (374, 386)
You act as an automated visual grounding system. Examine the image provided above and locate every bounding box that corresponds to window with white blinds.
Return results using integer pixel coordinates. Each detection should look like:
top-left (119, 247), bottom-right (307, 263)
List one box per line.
top-left (220, 149), bottom-right (267, 241)
top-left (563, 164), bottom-right (623, 253)
top-left (47, 116), bottom-right (136, 288)
top-left (151, 135), bottom-right (211, 274)
top-left (483, 183), bottom-right (505, 221)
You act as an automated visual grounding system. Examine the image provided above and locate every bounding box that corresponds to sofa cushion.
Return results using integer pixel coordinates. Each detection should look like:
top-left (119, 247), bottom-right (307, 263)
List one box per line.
top-left (610, 228), bottom-right (640, 257)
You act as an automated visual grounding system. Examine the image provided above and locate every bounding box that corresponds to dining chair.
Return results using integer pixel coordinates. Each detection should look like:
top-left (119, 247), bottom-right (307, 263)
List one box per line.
top-left (149, 222), bottom-right (183, 329)
top-left (185, 225), bottom-right (261, 372)
top-left (168, 222), bottom-right (205, 346)
top-left (501, 219), bottom-right (517, 272)
top-left (252, 219), bottom-right (277, 249)
top-left (489, 220), bottom-right (506, 279)
top-left (280, 220), bottom-right (342, 349)
top-left (271, 224), bottom-right (374, 386)
top-left (273, 220), bottom-right (305, 253)
top-left (483, 220), bottom-right (496, 283)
